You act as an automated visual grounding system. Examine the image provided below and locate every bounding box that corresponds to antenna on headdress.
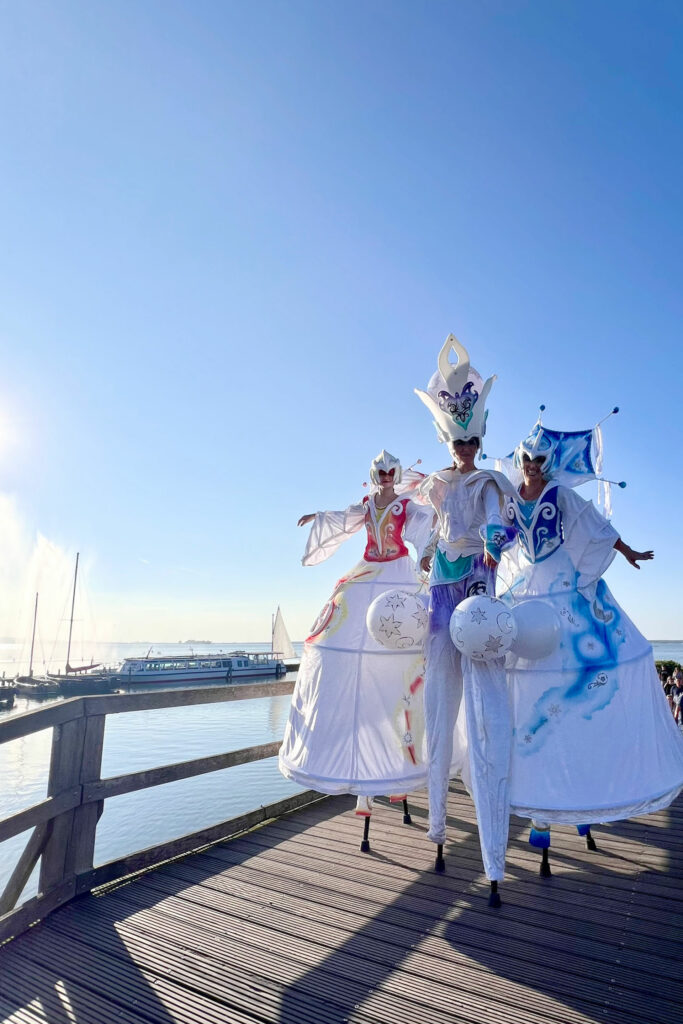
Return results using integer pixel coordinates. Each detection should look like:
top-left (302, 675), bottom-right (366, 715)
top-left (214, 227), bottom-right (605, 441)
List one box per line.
top-left (595, 406), bottom-right (619, 428)
top-left (592, 408), bottom-right (623, 517)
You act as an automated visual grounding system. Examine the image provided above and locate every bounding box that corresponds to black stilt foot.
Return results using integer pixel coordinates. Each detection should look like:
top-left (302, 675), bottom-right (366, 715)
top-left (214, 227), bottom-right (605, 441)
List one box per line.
top-left (360, 815), bottom-right (371, 853)
top-left (488, 880), bottom-right (502, 908)
top-left (434, 843), bottom-right (446, 873)
top-left (540, 847), bottom-right (552, 878)
top-left (402, 798), bottom-right (412, 825)
top-left (585, 829), bottom-right (598, 852)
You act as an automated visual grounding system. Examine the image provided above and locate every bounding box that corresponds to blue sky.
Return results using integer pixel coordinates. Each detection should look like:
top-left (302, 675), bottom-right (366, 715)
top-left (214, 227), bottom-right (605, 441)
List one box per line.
top-left (0, 0), bottom-right (681, 644)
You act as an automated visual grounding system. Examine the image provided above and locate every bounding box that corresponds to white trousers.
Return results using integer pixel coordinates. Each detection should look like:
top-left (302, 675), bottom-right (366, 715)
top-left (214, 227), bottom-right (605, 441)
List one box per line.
top-left (424, 580), bottom-right (512, 881)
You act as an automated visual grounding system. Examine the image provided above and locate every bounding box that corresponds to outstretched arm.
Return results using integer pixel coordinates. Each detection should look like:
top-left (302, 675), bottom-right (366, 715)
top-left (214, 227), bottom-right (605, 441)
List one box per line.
top-left (297, 514), bottom-right (316, 527)
top-left (614, 538), bottom-right (654, 569)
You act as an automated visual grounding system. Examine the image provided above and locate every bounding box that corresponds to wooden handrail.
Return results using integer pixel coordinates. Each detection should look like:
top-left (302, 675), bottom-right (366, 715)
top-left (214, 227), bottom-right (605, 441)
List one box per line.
top-left (0, 679), bottom-right (302, 945)
top-left (0, 787), bottom-right (82, 845)
top-left (0, 697), bottom-right (84, 744)
top-left (82, 740), bottom-right (282, 801)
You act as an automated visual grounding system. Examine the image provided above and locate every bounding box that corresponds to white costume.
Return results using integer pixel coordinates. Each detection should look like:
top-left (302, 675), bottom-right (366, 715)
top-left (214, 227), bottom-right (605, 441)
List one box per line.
top-left (499, 421), bottom-right (683, 828)
top-left (279, 453), bottom-right (433, 799)
top-left (415, 336), bottom-right (515, 882)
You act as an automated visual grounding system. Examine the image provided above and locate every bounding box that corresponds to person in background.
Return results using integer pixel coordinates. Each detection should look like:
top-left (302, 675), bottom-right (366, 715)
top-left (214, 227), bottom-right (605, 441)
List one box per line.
top-left (671, 673), bottom-right (683, 725)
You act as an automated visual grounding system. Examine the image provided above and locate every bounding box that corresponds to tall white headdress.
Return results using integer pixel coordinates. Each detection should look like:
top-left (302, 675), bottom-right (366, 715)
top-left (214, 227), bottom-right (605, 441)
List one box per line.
top-left (415, 334), bottom-right (496, 446)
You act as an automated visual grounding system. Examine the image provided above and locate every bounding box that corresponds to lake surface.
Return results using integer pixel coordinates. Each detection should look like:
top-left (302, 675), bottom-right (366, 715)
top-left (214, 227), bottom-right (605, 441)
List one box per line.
top-left (0, 642), bottom-right (305, 903)
top-left (0, 639), bottom-right (681, 902)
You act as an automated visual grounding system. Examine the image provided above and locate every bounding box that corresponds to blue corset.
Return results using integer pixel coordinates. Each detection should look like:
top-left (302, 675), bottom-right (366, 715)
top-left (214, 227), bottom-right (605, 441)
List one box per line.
top-left (506, 485), bottom-right (563, 563)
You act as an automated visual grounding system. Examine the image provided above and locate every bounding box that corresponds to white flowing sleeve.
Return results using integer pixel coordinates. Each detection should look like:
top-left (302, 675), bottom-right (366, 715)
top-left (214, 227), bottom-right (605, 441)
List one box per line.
top-left (558, 486), bottom-right (619, 590)
top-left (404, 500), bottom-right (435, 560)
top-left (482, 479), bottom-right (503, 524)
top-left (417, 472), bottom-right (447, 510)
top-left (301, 502), bottom-right (366, 566)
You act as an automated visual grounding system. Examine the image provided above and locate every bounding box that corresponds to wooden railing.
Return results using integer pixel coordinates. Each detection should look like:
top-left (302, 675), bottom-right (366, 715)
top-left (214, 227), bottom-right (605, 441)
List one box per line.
top-left (0, 680), bottom-right (320, 945)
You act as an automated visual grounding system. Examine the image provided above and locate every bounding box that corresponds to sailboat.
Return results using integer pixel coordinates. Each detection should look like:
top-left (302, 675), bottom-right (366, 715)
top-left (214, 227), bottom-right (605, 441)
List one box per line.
top-left (271, 606), bottom-right (297, 667)
top-left (14, 593), bottom-right (61, 699)
top-left (48, 553), bottom-right (116, 696)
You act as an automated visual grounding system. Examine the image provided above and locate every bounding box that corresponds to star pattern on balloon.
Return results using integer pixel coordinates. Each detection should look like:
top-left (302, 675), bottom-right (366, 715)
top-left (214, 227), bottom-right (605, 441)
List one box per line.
top-left (484, 634), bottom-right (504, 654)
top-left (548, 703), bottom-right (561, 717)
top-left (385, 592), bottom-right (407, 610)
top-left (470, 607), bottom-right (488, 624)
top-left (412, 607), bottom-right (428, 630)
top-left (378, 614), bottom-right (401, 639)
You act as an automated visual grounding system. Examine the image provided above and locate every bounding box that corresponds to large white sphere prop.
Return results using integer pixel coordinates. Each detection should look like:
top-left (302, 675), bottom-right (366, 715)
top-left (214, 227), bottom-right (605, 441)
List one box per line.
top-left (449, 595), bottom-right (517, 662)
top-left (366, 590), bottom-right (428, 650)
top-left (510, 599), bottom-right (561, 660)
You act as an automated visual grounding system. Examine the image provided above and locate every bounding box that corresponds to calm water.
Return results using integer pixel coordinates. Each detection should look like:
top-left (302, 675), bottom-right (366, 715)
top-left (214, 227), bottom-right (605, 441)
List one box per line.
top-left (0, 641), bottom-right (305, 902)
top-left (0, 639), bottom-right (680, 902)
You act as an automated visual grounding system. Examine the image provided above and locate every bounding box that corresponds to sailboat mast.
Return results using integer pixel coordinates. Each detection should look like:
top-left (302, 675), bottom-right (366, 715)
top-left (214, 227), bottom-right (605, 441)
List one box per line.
top-left (28, 592), bottom-right (38, 678)
top-left (65, 553), bottom-right (79, 673)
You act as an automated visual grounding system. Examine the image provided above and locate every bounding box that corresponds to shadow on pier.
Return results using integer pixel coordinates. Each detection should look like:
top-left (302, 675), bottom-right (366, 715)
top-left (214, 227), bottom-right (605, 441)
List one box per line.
top-left (0, 784), bottom-right (681, 1023)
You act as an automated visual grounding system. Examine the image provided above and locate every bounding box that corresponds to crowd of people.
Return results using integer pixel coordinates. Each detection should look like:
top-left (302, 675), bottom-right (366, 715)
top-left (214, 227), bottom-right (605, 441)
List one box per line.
top-left (661, 665), bottom-right (683, 724)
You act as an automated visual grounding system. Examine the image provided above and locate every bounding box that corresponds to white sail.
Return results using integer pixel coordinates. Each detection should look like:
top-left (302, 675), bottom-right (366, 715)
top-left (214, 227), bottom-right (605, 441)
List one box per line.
top-left (272, 606), bottom-right (295, 660)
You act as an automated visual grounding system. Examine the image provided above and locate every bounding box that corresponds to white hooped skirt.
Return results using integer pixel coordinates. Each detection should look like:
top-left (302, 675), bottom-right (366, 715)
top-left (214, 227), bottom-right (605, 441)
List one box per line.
top-left (278, 556), bottom-right (429, 796)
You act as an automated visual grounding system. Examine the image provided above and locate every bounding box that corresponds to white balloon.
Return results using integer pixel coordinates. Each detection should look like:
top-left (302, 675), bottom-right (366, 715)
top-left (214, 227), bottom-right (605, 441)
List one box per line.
top-left (510, 599), bottom-right (561, 660)
top-left (366, 589), bottom-right (428, 650)
top-left (449, 595), bottom-right (517, 662)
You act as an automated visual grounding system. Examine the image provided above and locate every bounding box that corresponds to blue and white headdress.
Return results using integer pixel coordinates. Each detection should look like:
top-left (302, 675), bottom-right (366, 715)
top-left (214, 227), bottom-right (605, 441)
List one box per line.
top-left (501, 406), bottom-right (625, 517)
top-left (415, 334), bottom-right (496, 447)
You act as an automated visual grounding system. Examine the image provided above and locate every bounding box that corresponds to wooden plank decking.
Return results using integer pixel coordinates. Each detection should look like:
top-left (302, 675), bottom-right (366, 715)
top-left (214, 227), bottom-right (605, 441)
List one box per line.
top-left (0, 783), bottom-right (681, 1024)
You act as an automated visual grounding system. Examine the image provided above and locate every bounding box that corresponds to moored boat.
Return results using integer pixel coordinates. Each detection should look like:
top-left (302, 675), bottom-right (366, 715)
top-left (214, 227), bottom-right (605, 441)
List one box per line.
top-left (271, 606), bottom-right (298, 669)
top-left (14, 677), bottom-right (61, 699)
top-left (55, 671), bottom-right (117, 696)
top-left (114, 651), bottom-right (286, 686)
top-left (0, 681), bottom-right (15, 707)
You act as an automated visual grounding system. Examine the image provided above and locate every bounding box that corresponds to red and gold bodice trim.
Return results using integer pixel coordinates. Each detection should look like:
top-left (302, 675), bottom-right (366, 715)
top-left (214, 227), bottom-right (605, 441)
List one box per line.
top-left (362, 496), bottom-right (410, 562)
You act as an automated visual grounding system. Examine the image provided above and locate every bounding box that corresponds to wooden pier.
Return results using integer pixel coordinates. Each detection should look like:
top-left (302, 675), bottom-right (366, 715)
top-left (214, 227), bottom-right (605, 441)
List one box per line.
top-left (0, 684), bottom-right (682, 1023)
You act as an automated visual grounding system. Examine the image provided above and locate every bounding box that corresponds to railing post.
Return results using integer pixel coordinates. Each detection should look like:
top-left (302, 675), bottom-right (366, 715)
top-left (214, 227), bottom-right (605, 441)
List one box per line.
top-left (69, 714), bottom-right (106, 885)
top-left (38, 715), bottom-right (87, 894)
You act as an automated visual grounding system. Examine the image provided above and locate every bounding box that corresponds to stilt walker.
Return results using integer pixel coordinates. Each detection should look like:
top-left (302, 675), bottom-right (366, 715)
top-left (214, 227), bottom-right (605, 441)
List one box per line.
top-left (497, 413), bottom-right (683, 877)
top-left (278, 451), bottom-right (433, 851)
top-left (414, 335), bottom-right (516, 906)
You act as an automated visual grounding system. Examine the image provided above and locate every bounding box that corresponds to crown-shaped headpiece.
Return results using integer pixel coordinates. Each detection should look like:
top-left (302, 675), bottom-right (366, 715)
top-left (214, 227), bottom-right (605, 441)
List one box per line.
top-left (415, 334), bottom-right (496, 445)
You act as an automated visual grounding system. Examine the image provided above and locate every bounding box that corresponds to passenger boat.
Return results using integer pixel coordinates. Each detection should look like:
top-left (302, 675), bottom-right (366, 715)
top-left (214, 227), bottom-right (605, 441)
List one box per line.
top-left (114, 651), bottom-right (286, 685)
